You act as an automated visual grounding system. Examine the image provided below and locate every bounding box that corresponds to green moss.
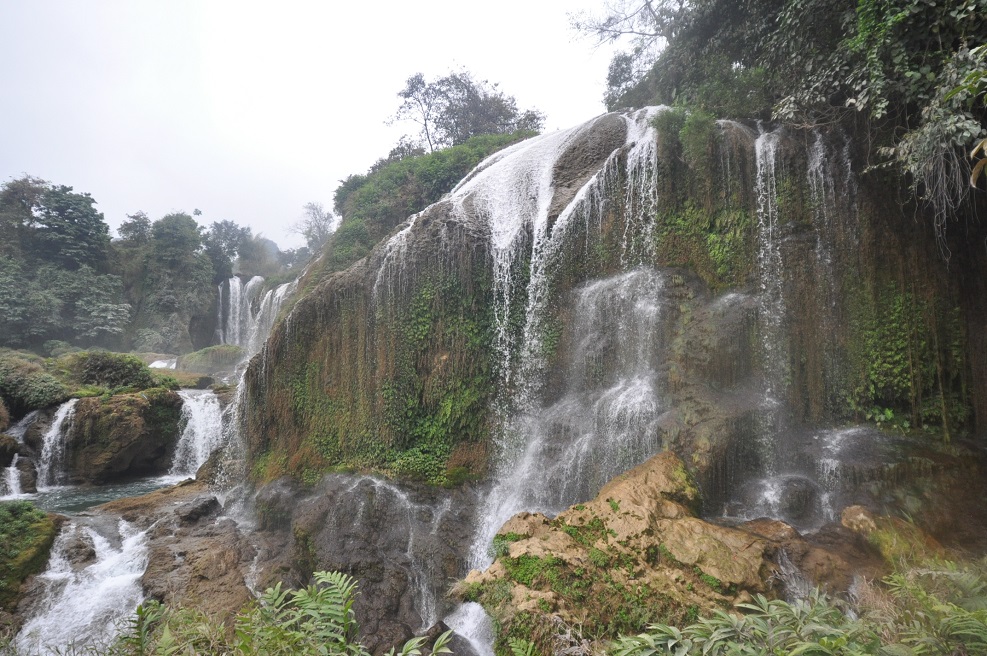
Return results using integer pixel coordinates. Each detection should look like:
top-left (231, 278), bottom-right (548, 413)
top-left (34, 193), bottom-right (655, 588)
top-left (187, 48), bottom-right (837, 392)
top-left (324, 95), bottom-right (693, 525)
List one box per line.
top-left (0, 501), bottom-right (59, 610)
top-left (846, 283), bottom-right (970, 437)
top-left (176, 345), bottom-right (244, 373)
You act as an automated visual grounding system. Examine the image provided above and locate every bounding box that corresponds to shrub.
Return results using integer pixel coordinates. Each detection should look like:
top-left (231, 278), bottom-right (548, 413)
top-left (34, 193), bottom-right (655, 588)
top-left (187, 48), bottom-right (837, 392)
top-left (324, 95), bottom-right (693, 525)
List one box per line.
top-left (73, 351), bottom-right (156, 390)
top-left (0, 351), bottom-right (69, 416)
top-left (118, 570), bottom-right (452, 656)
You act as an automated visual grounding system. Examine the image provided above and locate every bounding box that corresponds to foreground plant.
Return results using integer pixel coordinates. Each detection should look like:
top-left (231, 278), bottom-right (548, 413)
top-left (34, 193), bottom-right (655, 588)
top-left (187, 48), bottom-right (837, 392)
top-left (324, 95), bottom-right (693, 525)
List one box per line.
top-left (117, 570), bottom-right (452, 656)
top-left (611, 558), bottom-right (987, 656)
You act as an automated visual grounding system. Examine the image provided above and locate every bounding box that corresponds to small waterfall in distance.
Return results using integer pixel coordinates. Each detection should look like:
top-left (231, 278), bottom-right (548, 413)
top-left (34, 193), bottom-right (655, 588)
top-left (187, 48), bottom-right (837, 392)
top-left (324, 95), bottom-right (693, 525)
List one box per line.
top-left (36, 399), bottom-right (79, 490)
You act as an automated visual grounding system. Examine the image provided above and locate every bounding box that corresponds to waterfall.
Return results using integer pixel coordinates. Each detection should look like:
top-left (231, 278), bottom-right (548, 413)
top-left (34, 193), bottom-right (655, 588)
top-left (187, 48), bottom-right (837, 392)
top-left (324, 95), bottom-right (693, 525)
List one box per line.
top-left (469, 268), bottom-right (670, 565)
top-left (169, 390), bottom-right (224, 477)
top-left (217, 275), bottom-right (297, 363)
top-left (1, 454), bottom-right (24, 498)
top-left (36, 399), bottom-right (79, 490)
top-left (218, 275), bottom-right (265, 347)
top-left (15, 520), bottom-right (149, 655)
top-left (5, 409), bottom-right (39, 441)
top-left (245, 280), bottom-right (299, 357)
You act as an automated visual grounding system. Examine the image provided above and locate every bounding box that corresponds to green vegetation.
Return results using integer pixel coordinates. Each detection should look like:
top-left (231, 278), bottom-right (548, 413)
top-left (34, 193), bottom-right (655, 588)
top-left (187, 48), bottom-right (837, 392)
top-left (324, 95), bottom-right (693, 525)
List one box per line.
top-left (0, 350), bottom-right (69, 417)
top-left (0, 501), bottom-right (58, 610)
top-left (0, 176), bottom-right (309, 355)
top-left (63, 571), bottom-right (453, 656)
top-left (579, 0), bottom-right (987, 243)
top-left (847, 284), bottom-right (968, 438)
top-left (310, 131), bottom-right (534, 284)
top-left (72, 351), bottom-right (156, 390)
top-left (614, 559), bottom-right (987, 655)
top-left (177, 344), bottom-right (245, 373)
top-left (392, 69), bottom-right (544, 152)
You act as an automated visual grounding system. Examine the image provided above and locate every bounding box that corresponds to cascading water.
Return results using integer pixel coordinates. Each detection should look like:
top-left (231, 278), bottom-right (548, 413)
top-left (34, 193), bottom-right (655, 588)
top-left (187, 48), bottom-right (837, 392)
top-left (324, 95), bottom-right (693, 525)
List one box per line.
top-left (244, 280), bottom-right (299, 357)
top-left (36, 399), bottom-right (79, 490)
top-left (16, 519), bottom-right (149, 655)
top-left (752, 125), bottom-right (788, 474)
top-left (169, 389), bottom-right (225, 477)
top-left (1, 454), bottom-right (24, 497)
top-left (469, 268), bottom-right (671, 565)
top-left (218, 275), bottom-right (265, 347)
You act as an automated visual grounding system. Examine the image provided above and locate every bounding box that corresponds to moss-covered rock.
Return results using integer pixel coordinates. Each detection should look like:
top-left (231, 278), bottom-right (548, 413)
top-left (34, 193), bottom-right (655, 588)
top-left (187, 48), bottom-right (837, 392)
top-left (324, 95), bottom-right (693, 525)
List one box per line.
top-left (177, 345), bottom-right (244, 374)
top-left (0, 501), bottom-right (62, 612)
top-left (61, 388), bottom-right (183, 484)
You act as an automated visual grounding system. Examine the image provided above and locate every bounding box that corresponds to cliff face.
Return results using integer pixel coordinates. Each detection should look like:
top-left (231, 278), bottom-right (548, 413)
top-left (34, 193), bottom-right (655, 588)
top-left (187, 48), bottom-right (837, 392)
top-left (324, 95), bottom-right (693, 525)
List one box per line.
top-left (244, 109), bottom-right (986, 493)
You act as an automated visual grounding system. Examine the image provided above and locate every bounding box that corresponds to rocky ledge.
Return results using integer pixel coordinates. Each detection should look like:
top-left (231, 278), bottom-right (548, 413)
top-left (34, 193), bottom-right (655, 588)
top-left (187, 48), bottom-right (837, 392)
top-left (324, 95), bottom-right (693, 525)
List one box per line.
top-left (455, 451), bottom-right (883, 653)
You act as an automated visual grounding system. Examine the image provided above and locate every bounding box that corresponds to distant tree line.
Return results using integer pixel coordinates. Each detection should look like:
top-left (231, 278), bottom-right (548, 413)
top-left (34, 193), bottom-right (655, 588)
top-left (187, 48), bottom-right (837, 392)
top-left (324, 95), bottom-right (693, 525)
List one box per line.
top-left (0, 176), bottom-right (313, 353)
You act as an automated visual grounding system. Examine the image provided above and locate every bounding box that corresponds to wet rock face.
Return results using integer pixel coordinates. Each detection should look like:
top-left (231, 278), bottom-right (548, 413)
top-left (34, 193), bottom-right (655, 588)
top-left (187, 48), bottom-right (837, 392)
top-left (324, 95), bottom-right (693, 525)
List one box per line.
top-left (99, 482), bottom-right (256, 621)
top-left (254, 474), bottom-right (478, 655)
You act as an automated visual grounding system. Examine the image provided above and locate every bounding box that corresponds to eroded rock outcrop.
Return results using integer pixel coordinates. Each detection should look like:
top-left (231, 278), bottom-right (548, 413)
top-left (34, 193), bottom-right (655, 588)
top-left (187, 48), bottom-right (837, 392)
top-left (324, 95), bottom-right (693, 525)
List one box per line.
top-left (98, 481), bottom-right (256, 621)
top-left (250, 474), bottom-right (478, 655)
top-left (458, 451), bottom-right (857, 653)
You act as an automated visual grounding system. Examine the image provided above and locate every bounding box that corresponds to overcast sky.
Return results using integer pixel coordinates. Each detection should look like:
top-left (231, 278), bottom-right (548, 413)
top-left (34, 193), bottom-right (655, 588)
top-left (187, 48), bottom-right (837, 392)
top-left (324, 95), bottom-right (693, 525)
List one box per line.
top-left (0, 1), bottom-right (617, 249)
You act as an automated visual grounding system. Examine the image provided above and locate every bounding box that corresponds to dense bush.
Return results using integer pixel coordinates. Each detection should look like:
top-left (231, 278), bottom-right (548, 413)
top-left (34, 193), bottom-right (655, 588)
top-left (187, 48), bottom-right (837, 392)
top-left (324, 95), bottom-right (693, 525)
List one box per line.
top-left (0, 350), bottom-right (69, 417)
top-left (73, 352), bottom-right (156, 390)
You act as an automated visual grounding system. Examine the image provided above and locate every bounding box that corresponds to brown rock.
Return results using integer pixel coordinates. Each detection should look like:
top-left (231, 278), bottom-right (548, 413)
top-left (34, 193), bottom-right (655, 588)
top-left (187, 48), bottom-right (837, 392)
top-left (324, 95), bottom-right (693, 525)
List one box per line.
top-left (841, 505), bottom-right (877, 535)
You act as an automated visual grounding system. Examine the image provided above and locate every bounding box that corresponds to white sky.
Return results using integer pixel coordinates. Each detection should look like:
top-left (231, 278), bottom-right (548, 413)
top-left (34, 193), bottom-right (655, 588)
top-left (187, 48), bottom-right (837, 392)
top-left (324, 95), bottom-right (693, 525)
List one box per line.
top-left (0, 1), bottom-right (617, 249)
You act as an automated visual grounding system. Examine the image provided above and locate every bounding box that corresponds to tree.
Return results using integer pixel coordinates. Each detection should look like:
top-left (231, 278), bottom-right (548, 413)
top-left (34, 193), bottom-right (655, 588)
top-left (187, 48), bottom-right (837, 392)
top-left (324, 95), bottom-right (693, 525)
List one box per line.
top-left (237, 234), bottom-right (282, 276)
top-left (118, 211), bottom-right (152, 245)
top-left (202, 219), bottom-right (252, 281)
top-left (0, 176), bottom-right (47, 260)
top-left (574, 0), bottom-right (987, 242)
top-left (391, 69), bottom-right (545, 152)
top-left (291, 202), bottom-right (337, 253)
top-left (205, 220), bottom-right (251, 260)
top-left (25, 184), bottom-right (110, 270)
top-left (151, 213), bottom-right (202, 266)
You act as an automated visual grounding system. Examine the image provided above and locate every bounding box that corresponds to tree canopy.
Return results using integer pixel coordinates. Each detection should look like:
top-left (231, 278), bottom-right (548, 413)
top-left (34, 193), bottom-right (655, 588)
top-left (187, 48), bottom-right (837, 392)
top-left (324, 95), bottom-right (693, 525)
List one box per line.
top-left (392, 69), bottom-right (545, 152)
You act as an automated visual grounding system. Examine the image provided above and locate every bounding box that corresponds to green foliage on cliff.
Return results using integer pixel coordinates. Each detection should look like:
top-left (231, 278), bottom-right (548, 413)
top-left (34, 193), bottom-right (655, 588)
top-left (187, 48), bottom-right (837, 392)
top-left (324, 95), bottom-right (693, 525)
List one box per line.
top-left (586, 0), bottom-right (987, 238)
top-left (248, 264), bottom-right (495, 486)
top-left (310, 131), bottom-right (533, 284)
top-left (0, 501), bottom-right (58, 611)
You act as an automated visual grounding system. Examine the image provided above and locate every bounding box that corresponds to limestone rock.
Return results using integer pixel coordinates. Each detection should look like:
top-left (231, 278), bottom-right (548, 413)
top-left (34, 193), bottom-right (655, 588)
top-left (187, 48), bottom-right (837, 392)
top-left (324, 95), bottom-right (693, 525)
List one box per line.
top-left (458, 450), bottom-right (858, 652)
top-left (841, 505), bottom-right (877, 534)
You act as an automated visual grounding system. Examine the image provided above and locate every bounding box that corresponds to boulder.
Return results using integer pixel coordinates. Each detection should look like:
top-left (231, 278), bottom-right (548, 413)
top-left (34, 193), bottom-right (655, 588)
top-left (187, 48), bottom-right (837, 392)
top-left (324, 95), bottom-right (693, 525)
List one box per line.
top-left (63, 389), bottom-right (183, 484)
